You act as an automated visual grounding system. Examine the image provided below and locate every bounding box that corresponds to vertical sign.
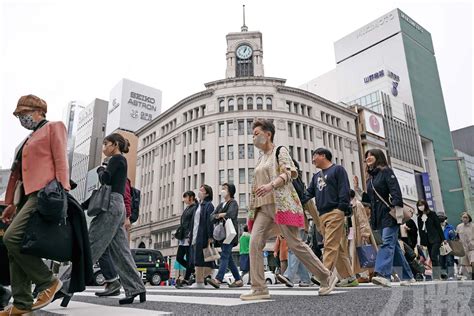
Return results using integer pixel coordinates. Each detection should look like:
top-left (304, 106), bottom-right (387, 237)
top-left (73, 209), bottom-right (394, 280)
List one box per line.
top-left (421, 172), bottom-right (436, 211)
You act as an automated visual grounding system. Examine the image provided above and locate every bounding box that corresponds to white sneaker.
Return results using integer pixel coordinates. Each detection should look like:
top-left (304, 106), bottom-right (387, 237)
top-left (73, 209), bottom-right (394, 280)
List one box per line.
top-left (372, 276), bottom-right (392, 288)
top-left (319, 272), bottom-right (338, 296)
top-left (400, 278), bottom-right (416, 286)
top-left (240, 288), bottom-right (271, 301)
top-left (189, 283), bottom-right (205, 289)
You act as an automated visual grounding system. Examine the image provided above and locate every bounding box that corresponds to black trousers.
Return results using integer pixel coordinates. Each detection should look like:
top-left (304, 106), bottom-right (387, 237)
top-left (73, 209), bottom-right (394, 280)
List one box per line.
top-left (176, 245), bottom-right (194, 281)
top-left (427, 242), bottom-right (441, 279)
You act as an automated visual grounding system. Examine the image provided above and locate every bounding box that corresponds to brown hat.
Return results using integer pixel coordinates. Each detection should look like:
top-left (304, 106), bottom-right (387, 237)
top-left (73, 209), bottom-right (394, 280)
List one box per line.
top-left (13, 94), bottom-right (47, 116)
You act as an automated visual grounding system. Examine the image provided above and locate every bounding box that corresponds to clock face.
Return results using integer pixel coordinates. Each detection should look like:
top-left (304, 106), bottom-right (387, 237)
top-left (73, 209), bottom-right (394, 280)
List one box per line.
top-left (236, 45), bottom-right (253, 59)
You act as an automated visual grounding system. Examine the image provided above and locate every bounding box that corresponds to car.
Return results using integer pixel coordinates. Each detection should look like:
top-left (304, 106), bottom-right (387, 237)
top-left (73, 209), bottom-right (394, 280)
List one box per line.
top-left (92, 248), bottom-right (170, 286)
top-left (223, 270), bottom-right (276, 285)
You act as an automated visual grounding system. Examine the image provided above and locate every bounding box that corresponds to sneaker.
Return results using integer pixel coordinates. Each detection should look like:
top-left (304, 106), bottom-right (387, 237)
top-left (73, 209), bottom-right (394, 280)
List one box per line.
top-left (400, 278), bottom-right (416, 286)
top-left (240, 288), bottom-right (271, 301)
top-left (276, 274), bottom-right (294, 288)
top-left (336, 277), bottom-right (359, 287)
top-left (32, 278), bottom-right (63, 310)
top-left (310, 276), bottom-right (320, 286)
top-left (372, 276), bottom-right (392, 288)
top-left (189, 283), bottom-right (205, 289)
top-left (0, 305), bottom-right (33, 315)
top-left (319, 272), bottom-right (338, 296)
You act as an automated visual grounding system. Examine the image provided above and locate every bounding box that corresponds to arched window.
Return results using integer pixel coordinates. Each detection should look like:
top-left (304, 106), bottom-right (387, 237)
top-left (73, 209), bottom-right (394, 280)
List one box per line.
top-left (266, 97), bottom-right (272, 110)
top-left (219, 100), bottom-right (225, 112)
top-left (247, 97), bottom-right (253, 110)
top-left (228, 99), bottom-right (234, 111)
top-left (256, 97), bottom-right (263, 110)
top-left (237, 98), bottom-right (244, 110)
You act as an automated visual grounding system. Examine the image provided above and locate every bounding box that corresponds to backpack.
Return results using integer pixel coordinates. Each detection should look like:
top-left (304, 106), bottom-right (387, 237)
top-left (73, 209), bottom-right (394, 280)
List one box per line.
top-left (275, 146), bottom-right (306, 202)
top-left (129, 187), bottom-right (141, 223)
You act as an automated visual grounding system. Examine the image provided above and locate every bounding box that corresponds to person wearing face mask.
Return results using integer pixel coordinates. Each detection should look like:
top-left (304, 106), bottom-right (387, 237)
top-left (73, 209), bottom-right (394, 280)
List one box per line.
top-left (1, 95), bottom-right (71, 315)
top-left (241, 119), bottom-right (337, 301)
top-left (456, 212), bottom-right (474, 280)
top-left (362, 149), bottom-right (415, 288)
top-left (416, 199), bottom-right (444, 280)
top-left (189, 185), bottom-right (216, 288)
top-left (207, 183), bottom-right (242, 288)
top-left (175, 191), bottom-right (198, 288)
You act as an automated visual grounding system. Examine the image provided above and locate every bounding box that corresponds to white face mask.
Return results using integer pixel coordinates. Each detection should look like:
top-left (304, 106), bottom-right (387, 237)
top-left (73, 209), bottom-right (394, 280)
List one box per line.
top-left (220, 190), bottom-right (228, 198)
top-left (253, 134), bottom-right (266, 149)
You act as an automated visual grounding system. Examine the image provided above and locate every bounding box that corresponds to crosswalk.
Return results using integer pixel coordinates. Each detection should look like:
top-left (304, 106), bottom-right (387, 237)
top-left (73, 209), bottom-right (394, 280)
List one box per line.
top-left (40, 280), bottom-right (470, 315)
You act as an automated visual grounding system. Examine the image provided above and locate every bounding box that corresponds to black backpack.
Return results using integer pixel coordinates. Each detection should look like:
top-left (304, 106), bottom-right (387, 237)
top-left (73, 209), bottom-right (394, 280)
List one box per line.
top-left (275, 146), bottom-right (306, 201)
top-left (129, 187), bottom-right (141, 223)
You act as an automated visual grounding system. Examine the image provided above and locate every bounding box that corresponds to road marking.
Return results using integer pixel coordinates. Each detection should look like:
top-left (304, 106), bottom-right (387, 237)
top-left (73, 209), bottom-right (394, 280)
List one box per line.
top-left (43, 300), bottom-right (171, 315)
top-left (75, 291), bottom-right (269, 306)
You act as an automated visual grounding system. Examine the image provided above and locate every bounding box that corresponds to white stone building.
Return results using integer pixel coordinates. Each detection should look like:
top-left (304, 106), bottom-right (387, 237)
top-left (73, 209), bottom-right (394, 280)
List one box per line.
top-left (131, 25), bottom-right (361, 259)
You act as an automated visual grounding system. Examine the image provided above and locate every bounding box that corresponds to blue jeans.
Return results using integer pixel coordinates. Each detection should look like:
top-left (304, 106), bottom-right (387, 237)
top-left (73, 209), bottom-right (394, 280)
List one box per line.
top-left (440, 254), bottom-right (455, 278)
top-left (375, 225), bottom-right (414, 280)
top-left (284, 230), bottom-right (310, 283)
top-left (216, 243), bottom-right (241, 282)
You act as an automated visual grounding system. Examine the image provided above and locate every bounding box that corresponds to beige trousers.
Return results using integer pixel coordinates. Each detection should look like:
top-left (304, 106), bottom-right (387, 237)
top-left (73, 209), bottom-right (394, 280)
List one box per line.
top-left (319, 209), bottom-right (353, 279)
top-left (250, 204), bottom-right (330, 290)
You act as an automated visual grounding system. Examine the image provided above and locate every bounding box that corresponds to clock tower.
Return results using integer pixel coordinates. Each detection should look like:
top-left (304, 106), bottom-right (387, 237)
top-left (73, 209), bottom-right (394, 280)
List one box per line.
top-left (225, 6), bottom-right (264, 78)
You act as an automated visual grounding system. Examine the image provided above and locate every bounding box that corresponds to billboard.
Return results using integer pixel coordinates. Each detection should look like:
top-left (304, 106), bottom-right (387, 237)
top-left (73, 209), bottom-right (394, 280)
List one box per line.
top-left (106, 78), bottom-right (162, 135)
top-left (364, 110), bottom-right (385, 138)
top-left (421, 172), bottom-right (436, 211)
top-left (393, 167), bottom-right (418, 202)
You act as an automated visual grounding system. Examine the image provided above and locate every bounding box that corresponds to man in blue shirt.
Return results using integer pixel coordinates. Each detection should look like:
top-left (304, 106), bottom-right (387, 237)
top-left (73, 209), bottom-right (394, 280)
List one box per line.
top-left (301, 148), bottom-right (357, 287)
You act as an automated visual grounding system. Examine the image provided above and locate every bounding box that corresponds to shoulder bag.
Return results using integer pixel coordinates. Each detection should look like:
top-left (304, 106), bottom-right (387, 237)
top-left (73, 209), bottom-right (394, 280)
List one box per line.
top-left (87, 184), bottom-right (112, 217)
top-left (370, 179), bottom-right (413, 224)
top-left (37, 179), bottom-right (68, 223)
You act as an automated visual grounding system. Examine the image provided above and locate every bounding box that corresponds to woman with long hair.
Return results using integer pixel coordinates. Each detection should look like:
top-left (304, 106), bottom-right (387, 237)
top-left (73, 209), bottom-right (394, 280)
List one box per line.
top-left (189, 184), bottom-right (216, 288)
top-left (416, 199), bottom-right (444, 280)
top-left (364, 149), bottom-right (414, 287)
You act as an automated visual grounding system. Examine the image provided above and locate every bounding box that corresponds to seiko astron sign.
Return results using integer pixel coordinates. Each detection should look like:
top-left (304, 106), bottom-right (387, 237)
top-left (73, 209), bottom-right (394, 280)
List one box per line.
top-left (106, 78), bottom-right (162, 135)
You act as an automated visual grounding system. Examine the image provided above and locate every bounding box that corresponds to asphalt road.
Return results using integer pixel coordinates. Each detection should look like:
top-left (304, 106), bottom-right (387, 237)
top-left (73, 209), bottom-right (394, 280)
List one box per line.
top-left (34, 280), bottom-right (474, 315)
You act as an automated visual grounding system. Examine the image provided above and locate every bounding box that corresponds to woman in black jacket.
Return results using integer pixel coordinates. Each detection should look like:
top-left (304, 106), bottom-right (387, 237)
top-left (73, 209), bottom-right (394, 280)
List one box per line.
top-left (416, 199), bottom-right (444, 280)
top-left (189, 184), bottom-right (215, 288)
top-left (364, 149), bottom-right (414, 287)
top-left (175, 191), bottom-right (198, 288)
top-left (207, 183), bottom-right (242, 288)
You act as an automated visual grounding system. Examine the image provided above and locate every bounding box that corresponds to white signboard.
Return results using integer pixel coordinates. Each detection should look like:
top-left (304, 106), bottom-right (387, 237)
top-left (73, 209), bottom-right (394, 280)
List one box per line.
top-left (364, 110), bottom-right (385, 138)
top-left (106, 78), bottom-right (162, 135)
top-left (85, 166), bottom-right (100, 201)
top-left (393, 168), bottom-right (418, 201)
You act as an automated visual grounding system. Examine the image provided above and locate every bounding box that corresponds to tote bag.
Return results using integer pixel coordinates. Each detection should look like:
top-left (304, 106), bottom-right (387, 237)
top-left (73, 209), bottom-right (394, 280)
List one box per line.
top-left (87, 184), bottom-right (112, 217)
top-left (223, 218), bottom-right (237, 244)
top-left (203, 245), bottom-right (220, 262)
top-left (356, 243), bottom-right (377, 268)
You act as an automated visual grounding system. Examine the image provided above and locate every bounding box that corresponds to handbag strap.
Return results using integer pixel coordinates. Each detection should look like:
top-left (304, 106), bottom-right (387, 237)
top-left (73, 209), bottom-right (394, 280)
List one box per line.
top-left (370, 179), bottom-right (391, 209)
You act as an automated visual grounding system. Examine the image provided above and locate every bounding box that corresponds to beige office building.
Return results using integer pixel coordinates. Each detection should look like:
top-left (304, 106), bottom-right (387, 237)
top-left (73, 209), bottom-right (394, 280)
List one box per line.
top-left (131, 24), bottom-right (361, 259)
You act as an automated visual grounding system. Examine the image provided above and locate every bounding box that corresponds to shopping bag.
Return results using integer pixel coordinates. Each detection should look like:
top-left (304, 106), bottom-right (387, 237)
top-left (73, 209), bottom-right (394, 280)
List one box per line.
top-left (439, 241), bottom-right (452, 256)
top-left (356, 244), bottom-right (377, 268)
top-left (223, 218), bottom-right (237, 244)
top-left (447, 240), bottom-right (465, 257)
top-left (203, 245), bottom-right (220, 262)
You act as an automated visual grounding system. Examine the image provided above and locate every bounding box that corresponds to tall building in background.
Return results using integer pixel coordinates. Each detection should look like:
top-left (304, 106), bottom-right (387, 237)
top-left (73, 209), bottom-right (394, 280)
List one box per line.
top-left (70, 99), bottom-right (108, 202)
top-left (452, 126), bottom-right (474, 213)
top-left (63, 101), bottom-right (85, 174)
top-left (302, 9), bottom-right (463, 219)
top-left (0, 169), bottom-right (10, 200)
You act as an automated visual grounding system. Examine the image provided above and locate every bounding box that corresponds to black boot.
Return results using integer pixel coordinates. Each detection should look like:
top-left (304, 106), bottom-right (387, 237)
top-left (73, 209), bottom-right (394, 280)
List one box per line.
top-left (118, 292), bottom-right (146, 305)
top-left (0, 286), bottom-right (11, 309)
top-left (95, 279), bottom-right (121, 297)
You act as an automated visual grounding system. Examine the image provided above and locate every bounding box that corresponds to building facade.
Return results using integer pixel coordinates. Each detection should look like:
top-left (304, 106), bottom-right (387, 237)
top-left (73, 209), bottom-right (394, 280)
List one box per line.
top-left (63, 100), bottom-right (86, 175)
top-left (70, 99), bottom-right (108, 202)
top-left (131, 26), bottom-right (361, 259)
top-left (452, 126), bottom-right (474, 213)
top-left (301, 9), bottom-right (463, 217)
top-left (0, 169), bottom-right (10, 200)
